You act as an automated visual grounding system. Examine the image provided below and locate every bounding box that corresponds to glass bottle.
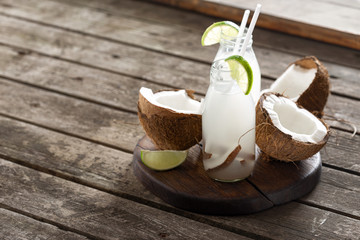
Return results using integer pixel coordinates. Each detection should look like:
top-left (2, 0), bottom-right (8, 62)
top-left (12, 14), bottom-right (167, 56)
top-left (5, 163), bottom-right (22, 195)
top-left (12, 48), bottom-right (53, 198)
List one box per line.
top-left (213, 29), bottom-right (261, 103)
top-left (202, 60), bottom-right (256, 182)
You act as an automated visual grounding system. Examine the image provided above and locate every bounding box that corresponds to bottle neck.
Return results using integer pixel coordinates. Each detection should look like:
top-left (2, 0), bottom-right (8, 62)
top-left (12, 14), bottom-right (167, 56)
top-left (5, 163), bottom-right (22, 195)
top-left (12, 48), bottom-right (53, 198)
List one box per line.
top-left (214, 30), bottom-right (254, 62)
top-left (210, 60), bottom-right (242, 95)
top-left (211, 60), bottom-right (233, 82)
top-left (220, 29), bottom-right (253, 50)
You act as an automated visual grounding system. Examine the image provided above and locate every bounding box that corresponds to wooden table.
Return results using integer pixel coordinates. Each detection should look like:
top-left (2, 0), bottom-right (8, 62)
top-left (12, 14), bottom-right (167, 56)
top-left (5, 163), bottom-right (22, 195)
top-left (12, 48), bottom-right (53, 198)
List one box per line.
top-left (0, 0), bottom-right (359, 239)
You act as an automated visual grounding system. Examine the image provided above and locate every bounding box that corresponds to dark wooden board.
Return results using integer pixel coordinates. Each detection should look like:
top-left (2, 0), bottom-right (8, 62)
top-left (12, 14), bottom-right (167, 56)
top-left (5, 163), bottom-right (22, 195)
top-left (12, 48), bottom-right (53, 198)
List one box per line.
top-left (133, 136), bottom-right (322, 215)
top-left (248, 153), bottom-right (321, 205)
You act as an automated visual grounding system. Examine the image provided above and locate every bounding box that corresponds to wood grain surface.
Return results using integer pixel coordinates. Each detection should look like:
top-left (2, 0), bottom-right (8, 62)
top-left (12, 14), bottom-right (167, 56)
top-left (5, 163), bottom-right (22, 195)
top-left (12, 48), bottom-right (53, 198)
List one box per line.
top-left (0, 159), bottom-right (251, 240)
top-left (0, 0), bottom-right (358, 239)
top-left (0, 116), bottom-right (359, 239)
top-left (0, 3), bottom-right (358, 98)
top-left (0, 208), bottom-right (87, 240)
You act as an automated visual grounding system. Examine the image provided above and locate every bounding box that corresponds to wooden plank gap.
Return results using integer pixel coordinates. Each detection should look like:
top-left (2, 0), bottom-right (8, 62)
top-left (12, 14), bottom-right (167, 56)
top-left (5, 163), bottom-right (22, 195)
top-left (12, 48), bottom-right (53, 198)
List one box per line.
top-left (295, 200), bottom-right (360, 221)
top-left (0, 203), bottom-right (103, 240)
top-left (0, 74), bottom-right (138, 115)
top-left (328, 92), bottom-right (360, 102)
top-left (0, 41), bottom-right (185, 90)
top-left (0, 152), bottom-right (165, 211)
top-left (0, 208), bottom-right (88, 240)
top-left (322, 163), bottom-right (360, 177)
top-left (329, 126), bottom-right (359, 137)
top-left (0, 112), bottom-right (134, 154)
top-left (246, 178), bottom-right (273, 204)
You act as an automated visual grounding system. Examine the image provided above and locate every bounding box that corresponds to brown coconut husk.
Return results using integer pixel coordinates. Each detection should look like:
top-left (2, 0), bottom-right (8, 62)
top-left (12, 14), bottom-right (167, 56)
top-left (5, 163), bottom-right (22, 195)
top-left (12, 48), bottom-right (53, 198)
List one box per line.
top-left (293, 56), bottom-right (330, 118)
top-left (255, 92), bottom-right (330, 162)
top-left (138, 89), bottom-right (202, 150)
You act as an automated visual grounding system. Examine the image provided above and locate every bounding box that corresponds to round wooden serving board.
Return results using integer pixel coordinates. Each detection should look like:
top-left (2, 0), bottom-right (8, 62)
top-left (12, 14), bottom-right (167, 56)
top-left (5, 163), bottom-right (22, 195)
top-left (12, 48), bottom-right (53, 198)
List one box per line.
top-left (133, 136), bottom-right (321, 215)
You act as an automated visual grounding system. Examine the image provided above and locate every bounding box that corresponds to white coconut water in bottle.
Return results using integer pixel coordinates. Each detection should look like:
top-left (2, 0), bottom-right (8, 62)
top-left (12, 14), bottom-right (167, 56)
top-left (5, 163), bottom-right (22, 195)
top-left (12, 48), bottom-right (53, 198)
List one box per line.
top-left (201, 5), bottom-right (261, 182)
top-left (202, 60), bottom-right (256, 182)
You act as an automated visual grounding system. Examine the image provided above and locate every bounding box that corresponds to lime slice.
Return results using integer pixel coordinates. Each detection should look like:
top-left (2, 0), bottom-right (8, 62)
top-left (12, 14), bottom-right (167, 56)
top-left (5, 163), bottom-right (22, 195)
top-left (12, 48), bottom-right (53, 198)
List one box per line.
top-left (201, 21), bottom-right (239, 46)
top-left (140, 150), bottom-right (188, 171)
top-left (225, 55), bottom-right (253, 95)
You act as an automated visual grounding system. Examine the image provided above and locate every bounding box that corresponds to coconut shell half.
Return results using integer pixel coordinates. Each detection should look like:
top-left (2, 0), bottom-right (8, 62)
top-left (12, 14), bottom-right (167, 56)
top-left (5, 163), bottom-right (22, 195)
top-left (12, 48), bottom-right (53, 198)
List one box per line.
top-left (138, 88), bottom-right (202, 150)
top-left (256, 93), bottom-right (330, 162)
top-left (266, 56), bottom-right (330, 118)
top-left (295, 56), bottom-right (330, 118)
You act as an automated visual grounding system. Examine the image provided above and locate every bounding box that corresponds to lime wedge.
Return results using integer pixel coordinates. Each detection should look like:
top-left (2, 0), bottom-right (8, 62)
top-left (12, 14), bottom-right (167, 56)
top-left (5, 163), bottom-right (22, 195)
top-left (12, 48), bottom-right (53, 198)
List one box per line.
top-left (225, 55), bottom-right (253, 95)
top-left (201, 21), bottom-right (239, 46)
top-left (140, 150), bottom-right (188, 171)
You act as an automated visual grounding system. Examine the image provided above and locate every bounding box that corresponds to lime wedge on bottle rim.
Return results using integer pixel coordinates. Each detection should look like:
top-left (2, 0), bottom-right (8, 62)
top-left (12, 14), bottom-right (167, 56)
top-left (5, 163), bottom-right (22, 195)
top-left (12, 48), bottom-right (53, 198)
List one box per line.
top-left (225, 55), bottom-right (253, 95)
top-left (140, 150), bottom-right (188, 171)
top-left (201, 21), bottom-right (239, 46)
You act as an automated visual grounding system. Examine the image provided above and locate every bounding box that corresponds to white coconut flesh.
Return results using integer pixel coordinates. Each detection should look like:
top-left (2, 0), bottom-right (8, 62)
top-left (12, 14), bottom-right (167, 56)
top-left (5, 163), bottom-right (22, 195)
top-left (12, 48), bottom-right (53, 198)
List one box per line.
top-left (263, 94), bottom-right (327, 143)
top-left (140, 87), bottom-right (201, 114)
top-left (269, 64), bottom-right (317, 101)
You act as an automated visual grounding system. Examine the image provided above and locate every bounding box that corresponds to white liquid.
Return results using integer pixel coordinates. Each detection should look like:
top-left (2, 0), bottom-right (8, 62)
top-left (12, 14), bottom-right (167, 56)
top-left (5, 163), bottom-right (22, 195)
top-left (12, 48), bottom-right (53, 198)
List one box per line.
top-left (202, 81), bottom-right (256, 181)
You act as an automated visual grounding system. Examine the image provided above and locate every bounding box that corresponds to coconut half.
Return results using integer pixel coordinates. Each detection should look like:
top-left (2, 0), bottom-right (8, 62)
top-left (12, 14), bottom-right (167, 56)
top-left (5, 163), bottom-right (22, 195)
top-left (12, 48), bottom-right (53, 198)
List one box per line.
top-left (263, 56), bottom-right (329, 117)
top-left (138, 87), bottom-right (202, 150)
top-left (256, 92), bottom-right (330, 162)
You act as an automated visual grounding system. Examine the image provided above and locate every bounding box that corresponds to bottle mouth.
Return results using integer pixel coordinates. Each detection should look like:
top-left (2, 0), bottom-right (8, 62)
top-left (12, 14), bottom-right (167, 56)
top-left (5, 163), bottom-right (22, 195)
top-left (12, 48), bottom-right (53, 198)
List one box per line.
top-left (220, 28), bottom-right (253, 47)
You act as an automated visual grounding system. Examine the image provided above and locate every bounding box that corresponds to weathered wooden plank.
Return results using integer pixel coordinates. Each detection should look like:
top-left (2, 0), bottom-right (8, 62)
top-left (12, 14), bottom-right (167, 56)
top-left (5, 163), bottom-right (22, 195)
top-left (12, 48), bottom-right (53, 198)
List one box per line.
top-left (0, 0), bottom-right (357, 238)
top-left (0, 117), bottom-right (359, 239)
top-left (0, 14), bottom-right (209, 92)
top-left (0, 208), bottom-right (88, 240)
top-left (147, 0), bottom-right (360, 50)
top-left (0, 160), bottom-right (250, 240)
top-left (60, 0), bottom-right (360, 69)
top-left (0, 47), bottom-right (166, 113)
top-left (301, 167), bottom-right (360, 217)
top-left (322, 130), bottom-right (360, 173)
top-left (0, 78), bottom-right (144, 151)
top-left (210, 202), bottom-right (360, 240)
top-left (0, 42), bottom-right (359, 134)
top-left (0, 1), bottom-right (359, 100)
